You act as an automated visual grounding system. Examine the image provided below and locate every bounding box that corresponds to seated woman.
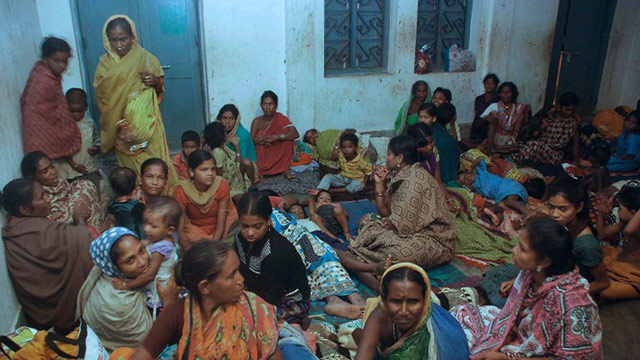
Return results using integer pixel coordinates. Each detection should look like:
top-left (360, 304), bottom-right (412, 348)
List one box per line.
top-left (606, 110), bottom-right (640, 172)
top-left (174, 150), bottom-right (238, 247)
top-left (354, 262), bottom-right (469, 359)
top-left (483, 82), bottom-right (530, 152)
top-left (1, 178), bottom-right (93, 332)
top-left (453, 217), bottom-right (602, 359)
top-left (432, 103), bottom-right (462, 183)
top-left (394, 80), bottom-right (430, 135)
top-left (234, 191), bottom-right (311, 324)
top-left (407, 122), bottom-right (451, 199)
top-left (251, 90), bottom-right (299, 178)
top-left (139, 158), bottom-right (170, 203)
top-left (271, 208), bottom-right (366, 319)
top-left (216, 103), bottom-right (257, 162)
top-left (21, 150), bottom-right (104, 232)
top-left (76, 227), bottom-right (153, 351)
top-left (203, 121), bottom-right (254, 203)
top-left (350, 135), bottom-right (456, 288)
top-left (505, 92), bottom-right (581, 165)
top-left (112, 241), bottom-right (283, 360)
top-left (470, 73), bottom-right (500, 142)
top-left (303, 128), bottom-right (376, 173)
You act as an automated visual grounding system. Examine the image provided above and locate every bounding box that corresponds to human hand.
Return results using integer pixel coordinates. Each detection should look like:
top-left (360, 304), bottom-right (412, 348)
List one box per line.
top-left (373, 167), bottom-right (389, 184)
top-left (308, 189), bottom-right (320, 197)
top-left (500, 279), bottom-right (515, 297)
top-left (87, 146), bottom-right (100, 155)
top-left (476, 351), bottom-right (508, 360)
top-left (73, 203), bottom-right (90, 224)
top-left (158, 276), bottom-right (180, 306)
top-left (381, 218), bottom-right (396, 231)
top-left (112, 277), bottom-right (127, 290)
top-left (229, 134), bottom-right (240, 148)
top-left (74, 163), bottom-right (89, 175)
top-left (139, 72), bottom-right (159, 87)
top-left (277, 201), bottom-right (289, 213)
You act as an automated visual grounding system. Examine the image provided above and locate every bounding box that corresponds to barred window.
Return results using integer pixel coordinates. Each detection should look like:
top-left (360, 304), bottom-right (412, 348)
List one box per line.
top-left (416, 0), bottom-right (472, 67)
top-left (324, 0), bottom-right (388, 74)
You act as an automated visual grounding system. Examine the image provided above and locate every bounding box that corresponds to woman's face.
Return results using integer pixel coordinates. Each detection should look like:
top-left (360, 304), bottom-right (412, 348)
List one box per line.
top-left (385, 147), bottom-right (402, 170)
top-left (417, 136), bottom-right (435, 157)
top-left (483, 78), bottom-right (497, 93)
top-left (512, 229), bottom-right (540, 272)
top-left (383, 279), bottom-right (425, 333)
top-left (203, 251), bottom-right (245, 304)
top-left (115, 235), bottom-right (150, 278)
top-left (43, 51), bottom-right (70, 78)
top-left (239, 214), bottom-right (270, 246)
top-left (23, 182), bottom-right (51, 217)
top-left (108, 25), bottom-right (134, 58)
top-left (35, 156), bottom-right (59, 187)
top-left (624, 115), bottom-right (638, 132)
top-left (417, 110), bottom-right (434, 126)
top-left (220, 111), bottom-right (237, 133)
top-left (560, 105), bottom-right (577, 118)
top-left (261, 97), bottom-right (277, 117)
top-left (431, 92), bottom-right (447, 107)
top-left (547, 194), bottom-right (581, 226)
top-left (413, 84), bottom-right (428, 102)
top-left (288, 204), bottom-right (306, 219)
top-left (316, 191), bottom-right (332, 205)
top-left (304, 130), bottom-right (318, 145)
top-left (499, 86), bottom-right (514, 104)
top-left (191, 159), bottom-right (216, 188)
top-left (141, 164), bottom-right (167, 197)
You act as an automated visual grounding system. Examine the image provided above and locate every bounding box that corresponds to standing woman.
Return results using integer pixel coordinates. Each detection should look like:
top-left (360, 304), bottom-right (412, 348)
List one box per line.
top-left (21, 37), bottom-right (82, 169)
top-left (94, 15), bottom-right (176, 185)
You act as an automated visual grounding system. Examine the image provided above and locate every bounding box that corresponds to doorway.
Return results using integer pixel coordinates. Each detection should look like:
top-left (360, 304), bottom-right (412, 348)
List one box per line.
top-left (74, 0), bottom-right (206, 149)
top-left (544, 0), bottom-right (617, 114)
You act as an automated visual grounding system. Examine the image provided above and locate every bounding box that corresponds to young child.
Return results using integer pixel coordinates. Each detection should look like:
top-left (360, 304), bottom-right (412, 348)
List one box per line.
top-left (607, 110), bottom-right (640, 172)
top-left (108, 167), bottom-right (145, 238)
top-left (234, 191), bottom-right (310, 323)
top-left (57, 88), bottom-right (102, 195)
top-left (317, 133), bottom-right (373, 193)
top-left (112, 196), bottom-right (181, 316)
top-left (432, 87), bottom-right (461, 141)
top-left (307, 189), bottom-right (354, 241)
top-left (431, 103), bottom-right (461, 183)
top-left (458, 157), bottom-right (530, 215)
top-left (287, 203), bottom-right (348, 252)
top-left (172, 130), bottom-right (200, 180)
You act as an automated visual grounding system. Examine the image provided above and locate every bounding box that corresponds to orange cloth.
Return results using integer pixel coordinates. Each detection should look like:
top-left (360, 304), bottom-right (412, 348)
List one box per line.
top-left (600, 245), bottom-right (640, 300)
top-left (254, 112), bottom-right (295, 175)
top-left (592, 106), bottom-right (631, 140)
top-left (175, 181), bottom-right (238, 243)
top-left (172, 152), bottom-right (190, 180)
top-left (110, 347), bottom-right (134, 359)
top-left (290, 152), bottom-right (312, 167)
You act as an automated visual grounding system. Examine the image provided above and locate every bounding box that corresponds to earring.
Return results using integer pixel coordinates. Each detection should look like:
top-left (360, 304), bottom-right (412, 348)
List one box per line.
top-left (536, 265), bottom-right (542, 273)
top-left (396, 163), bottom-right (401, 169)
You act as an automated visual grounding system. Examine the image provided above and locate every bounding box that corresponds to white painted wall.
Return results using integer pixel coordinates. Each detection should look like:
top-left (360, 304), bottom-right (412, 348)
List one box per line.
top-left (0, 0), bottom-right (43, 333)
top-left (35, 0), bottom-right (85, 92)
top-left (597, 0), bottom-right (640, 110)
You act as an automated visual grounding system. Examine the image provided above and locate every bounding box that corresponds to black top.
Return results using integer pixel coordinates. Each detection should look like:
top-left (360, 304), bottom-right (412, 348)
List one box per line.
top-left (234, 227), bottom-right (310, 306)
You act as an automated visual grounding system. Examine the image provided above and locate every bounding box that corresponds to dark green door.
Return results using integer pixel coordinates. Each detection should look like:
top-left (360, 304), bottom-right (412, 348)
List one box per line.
top-left (76, 0), bottom-right (205, 150)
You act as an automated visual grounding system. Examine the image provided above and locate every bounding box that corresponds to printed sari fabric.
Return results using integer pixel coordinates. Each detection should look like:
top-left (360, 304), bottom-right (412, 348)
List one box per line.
top-left (254, 112), bottom-right (296, 176)
top-left (453, 269), bottom-right (602, 359)
top-left (177, 292), bottom-right (278, 360)
top-left (94, 15), bottom-right (176, 186)
top-left (364, 262), bottom-right (469, 359)
top-left (481, 102), bottom-right (529, 146)
top-left (21, 61), bottom-right (81, 159)
top-left (44, 177), bottom-right (104, 231)
top-left (510, 107), bottom-right (580, 165)
top-left (271, 210), bottom-right (356, 300)
top-left (350, 163), bottom-right (456, 269)
top-left (212, 146), bottom-right (252, 197)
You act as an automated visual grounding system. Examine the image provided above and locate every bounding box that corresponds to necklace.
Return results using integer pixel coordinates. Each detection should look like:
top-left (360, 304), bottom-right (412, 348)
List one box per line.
top-left (392, 323), bottom-right (399, 341)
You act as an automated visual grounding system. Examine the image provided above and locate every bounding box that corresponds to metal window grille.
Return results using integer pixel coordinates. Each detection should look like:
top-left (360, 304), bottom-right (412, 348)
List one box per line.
top-left (325, 0), bottom-right (387, 73)
top-left (416, 0), bottom-right (471, 66)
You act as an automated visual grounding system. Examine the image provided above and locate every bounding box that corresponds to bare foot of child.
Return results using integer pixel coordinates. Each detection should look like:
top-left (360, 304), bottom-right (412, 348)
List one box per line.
top-left (325, 296), bottom-right (365, 319)
top-left (483, 207), bottom-right (502, 226)
top-left (375, 254), bottom-right (394, 275)
top-left (347, 291), bottom-right (366, 307)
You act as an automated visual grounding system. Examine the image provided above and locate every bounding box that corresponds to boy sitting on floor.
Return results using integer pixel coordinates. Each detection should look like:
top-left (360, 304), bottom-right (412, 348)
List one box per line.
top-left (172, 130), bottom-right (200, 180)
top-left (317, 132), bottom-right (373, 193)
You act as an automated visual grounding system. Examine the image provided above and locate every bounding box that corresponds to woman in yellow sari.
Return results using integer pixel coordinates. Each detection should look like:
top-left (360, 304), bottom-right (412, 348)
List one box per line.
top-left (94, 15), bottom-right (176, 188)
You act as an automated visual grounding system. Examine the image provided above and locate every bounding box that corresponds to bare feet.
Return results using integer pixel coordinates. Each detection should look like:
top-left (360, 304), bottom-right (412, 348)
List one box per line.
top-left (375, 254), bottom-right (394, 275)
top-left (325, 296), bottom-right (365, 319)
top-left (283, 171), bottom-right (295, 180)
top-left (347, 292), bottom-right (366, 307)
top-left (483, 207), bottom-right (502, 226)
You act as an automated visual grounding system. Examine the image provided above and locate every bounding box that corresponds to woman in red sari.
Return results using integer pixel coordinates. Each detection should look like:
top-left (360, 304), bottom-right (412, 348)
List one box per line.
top-left (251, 91), bottom-right (299, 178)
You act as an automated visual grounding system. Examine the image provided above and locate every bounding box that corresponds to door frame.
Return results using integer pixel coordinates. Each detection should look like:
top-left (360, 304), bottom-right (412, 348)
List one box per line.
top-left (70, 0), bottom-right (210, 123)
top-left (544, 0), bottom-right (617, 112)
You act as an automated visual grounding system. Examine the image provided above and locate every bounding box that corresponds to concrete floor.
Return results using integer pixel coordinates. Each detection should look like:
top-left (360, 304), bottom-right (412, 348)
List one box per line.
top-left (600, 299), bottom-right (640, 359)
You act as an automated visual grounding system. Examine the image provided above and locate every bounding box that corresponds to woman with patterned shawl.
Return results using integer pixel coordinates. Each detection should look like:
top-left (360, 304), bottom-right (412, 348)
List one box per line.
top-left (110, 241), bottom-right (281, 360)
top-left (350, 136), bottom-right (456, 286)
top-left (94, 15), bottom-right (176, 187)
top-left (353, 262), bottom-right (469, 359)
top-left (452, 217), bottom-right (602, 359)
top-left (271, 209), bottom-right (366, 319)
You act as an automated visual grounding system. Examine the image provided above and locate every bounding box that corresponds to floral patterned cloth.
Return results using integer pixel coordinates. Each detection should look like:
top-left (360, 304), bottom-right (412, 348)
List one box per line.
top-left (44, 177), bottom-right (104, 231)
top-left (452, 269), bottom-right (602, 359)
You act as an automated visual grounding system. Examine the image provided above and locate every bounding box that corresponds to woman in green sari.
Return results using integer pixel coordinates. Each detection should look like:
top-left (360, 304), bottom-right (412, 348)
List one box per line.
top-left (394, 80), bottom-right (431, 135)
top-left (94, 15), bottom-right (176, 189)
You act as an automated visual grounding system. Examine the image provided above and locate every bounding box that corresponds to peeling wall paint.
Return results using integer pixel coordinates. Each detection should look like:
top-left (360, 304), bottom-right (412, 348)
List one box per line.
top-left (597, 0), bottom-right (640, 110)
top-left (0, 0), bottom-right (42, 333)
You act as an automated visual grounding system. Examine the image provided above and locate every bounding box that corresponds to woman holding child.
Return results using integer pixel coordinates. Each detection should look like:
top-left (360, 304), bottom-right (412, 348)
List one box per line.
top-left (350, 135), bottom-right (457, 271)
top-left (94, 15), bottom-right (176, 185)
